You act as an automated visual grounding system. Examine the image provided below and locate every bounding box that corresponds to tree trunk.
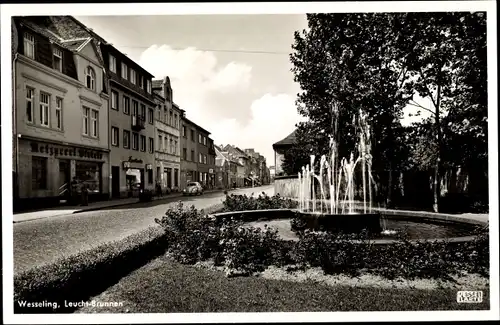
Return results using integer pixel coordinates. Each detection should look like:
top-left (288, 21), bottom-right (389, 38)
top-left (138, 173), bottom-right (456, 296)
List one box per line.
top-left (387, 165), bottom-right (393, 208)
top-left (433, 85), bottom-right (442, 213)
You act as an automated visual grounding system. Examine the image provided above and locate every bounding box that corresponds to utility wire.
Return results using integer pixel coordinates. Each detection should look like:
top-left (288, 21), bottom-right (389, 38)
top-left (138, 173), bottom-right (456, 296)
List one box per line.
top-left (114, 44), bottom-right (290, 55)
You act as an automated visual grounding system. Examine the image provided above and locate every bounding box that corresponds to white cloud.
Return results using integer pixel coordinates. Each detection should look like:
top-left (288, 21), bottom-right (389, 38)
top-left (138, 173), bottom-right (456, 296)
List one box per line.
top-left (211, 93), bottom-right (305, 165)
top-left (138, 44), bottom-right (301, 166)
top-left (138, 44), bottom-right (253, 124)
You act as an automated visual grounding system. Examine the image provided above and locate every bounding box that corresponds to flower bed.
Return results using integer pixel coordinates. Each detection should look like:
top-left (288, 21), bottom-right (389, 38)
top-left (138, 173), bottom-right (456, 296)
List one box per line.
top-left (154, 194), bottom-right (489, 281)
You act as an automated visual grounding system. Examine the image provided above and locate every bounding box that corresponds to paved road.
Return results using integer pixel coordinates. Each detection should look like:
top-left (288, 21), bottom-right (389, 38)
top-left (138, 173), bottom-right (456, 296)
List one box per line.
top-left (14, 185), bottom-right (274, 274)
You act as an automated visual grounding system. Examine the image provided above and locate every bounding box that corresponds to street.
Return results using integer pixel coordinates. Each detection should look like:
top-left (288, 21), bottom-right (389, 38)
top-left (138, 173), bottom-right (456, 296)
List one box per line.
top-left (14, 185), bottom-right (274, 274)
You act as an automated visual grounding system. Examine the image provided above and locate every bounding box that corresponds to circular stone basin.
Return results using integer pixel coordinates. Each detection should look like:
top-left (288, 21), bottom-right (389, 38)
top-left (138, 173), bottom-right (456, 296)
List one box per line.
top-left (211, 209), bottom-right (486, 244)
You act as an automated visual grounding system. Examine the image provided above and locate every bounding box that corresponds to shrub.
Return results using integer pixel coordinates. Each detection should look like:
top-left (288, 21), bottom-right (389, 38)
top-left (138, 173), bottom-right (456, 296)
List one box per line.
top-left (221, 192), bottom-right (298, 212)
top-left (14, 226), bottom-right (168, 313)
top-left (155, 202), bottom-right (287, 273)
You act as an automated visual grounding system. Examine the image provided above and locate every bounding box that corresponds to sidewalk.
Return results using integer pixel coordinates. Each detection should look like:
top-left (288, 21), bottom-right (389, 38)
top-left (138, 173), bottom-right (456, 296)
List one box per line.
top-left (13, 188), bottom-right (228, 224)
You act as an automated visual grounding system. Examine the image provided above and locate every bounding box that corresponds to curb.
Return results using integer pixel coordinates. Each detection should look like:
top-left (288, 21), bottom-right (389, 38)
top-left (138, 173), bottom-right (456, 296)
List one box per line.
top-left (71, 189), bottom-right (232, 214)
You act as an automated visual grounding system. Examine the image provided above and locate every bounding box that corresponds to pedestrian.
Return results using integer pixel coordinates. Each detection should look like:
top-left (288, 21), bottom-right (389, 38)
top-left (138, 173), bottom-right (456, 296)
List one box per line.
top-left (81, 184), bottom-right (89, 206)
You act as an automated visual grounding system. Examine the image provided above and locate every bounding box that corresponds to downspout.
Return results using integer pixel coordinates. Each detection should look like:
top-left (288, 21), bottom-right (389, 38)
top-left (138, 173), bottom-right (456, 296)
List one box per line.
top-left (13, 53), bottom-right (20, 204)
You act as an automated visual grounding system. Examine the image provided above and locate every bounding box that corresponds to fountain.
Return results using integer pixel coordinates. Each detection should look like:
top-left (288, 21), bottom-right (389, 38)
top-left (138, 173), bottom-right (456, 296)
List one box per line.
top-left (293, 108), bottom-right (385, 234)
top-left (211, 103), bottom-right (486, 243)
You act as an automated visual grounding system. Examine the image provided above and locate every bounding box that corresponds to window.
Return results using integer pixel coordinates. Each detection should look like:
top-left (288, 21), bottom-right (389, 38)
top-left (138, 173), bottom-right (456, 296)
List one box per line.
top-left (109, 54), bottom-right (116, 73)
top-left (123, 130), bottom-right (130, 149)
top-left (111, 127), bottom-right (119, 146)
top-left (174, 140), bottom-right (178, 155)
top-left (147, 80), bottom-right (152, 93)
top-left (53, 47), bottom-right (62, 72)
top-left (132, 100), bottom-right (138, 116)
top-left (204, 155), bottom-right (207, 164)
top-left (140, 104), bottom-right (146, 119)
top-left (132, 132), bottom-right (139, 150)
top-left (203, 136), bottom-right (207, 146)
top-left (169, 111), bottom-right (173, 126)
top-left (191, 129), bottom-right (195, 141)
top-left (26, 87), bottom-right (34, 123)
top-left (198, 134), bottom-right (202, 143)
top-left (170, 139), bottom-right (174, 154)
top-left (182, 126), bottom-right (186, 137)
top-left (140, 135), bottom-right (146, 152)
top-left (55, 97), bottom-right (63, 130)
top-left (31, 156), bottom-right (47, 190)
top-left (158, 135), bottom-right (162, 151)
top-left (130, 69), bottom-right (136, 84)
top-left (123, 96), bottom-right (130, 115)
top-left (148, 108), bottom-right (154, 124)
top-left (121, 62), bottom-right (128, 79)
top-left (24, 33), bottom-right (35, 59)
top-left (111, 91), bottom-right (118, 110)
top-left (91, 110), bottom-right (99, 137)
top-left (199, 153), bottom-right (202, 163)
top-left (183, 148), bottom-right (187, 160)
top-left (82, 107), bottom-right (89, 135)
top-left (85, 66), bottom-right (96, 90)
top-left (174, 114), bottom-right (178, 128)
top-left (39, 92), bottom-right (50, 126)
top-left (139, 75), bottom-right (144, 88)
top-left (191, 150), bottom-right (195, 161)
top-left (149, 137), bottom-right (154, 153)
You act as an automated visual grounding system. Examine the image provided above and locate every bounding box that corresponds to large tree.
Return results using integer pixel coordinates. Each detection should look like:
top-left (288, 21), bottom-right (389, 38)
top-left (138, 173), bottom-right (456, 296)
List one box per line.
top-left (288, 13), bottom-right (411, 204)
top-left (288, 12), bottom-right (487, 211)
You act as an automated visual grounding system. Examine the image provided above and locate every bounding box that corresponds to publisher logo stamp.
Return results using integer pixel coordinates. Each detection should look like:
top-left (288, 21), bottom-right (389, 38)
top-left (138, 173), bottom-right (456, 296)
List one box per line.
top-left (457, 291), bottom-right (483, 303)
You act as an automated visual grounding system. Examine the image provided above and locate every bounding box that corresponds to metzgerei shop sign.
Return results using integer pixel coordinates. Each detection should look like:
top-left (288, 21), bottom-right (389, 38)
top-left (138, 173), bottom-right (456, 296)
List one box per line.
top-left (30, 142), bottom-right (104, 160)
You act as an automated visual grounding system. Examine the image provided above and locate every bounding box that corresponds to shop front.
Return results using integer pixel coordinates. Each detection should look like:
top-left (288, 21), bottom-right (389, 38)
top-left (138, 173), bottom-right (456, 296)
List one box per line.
top-left (15, 137), bottom-right (110, 208)
top-left (121, 157), bottom-right (154, 198)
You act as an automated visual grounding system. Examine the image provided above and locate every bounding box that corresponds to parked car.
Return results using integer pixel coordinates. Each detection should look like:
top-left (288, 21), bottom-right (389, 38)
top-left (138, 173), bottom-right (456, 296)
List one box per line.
top-left (183, 182), bottom-right (204, 196)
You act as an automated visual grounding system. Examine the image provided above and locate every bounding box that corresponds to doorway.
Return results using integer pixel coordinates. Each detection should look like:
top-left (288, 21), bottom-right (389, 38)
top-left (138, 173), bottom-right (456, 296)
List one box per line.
top-left (58, 160), bottom-right (71, 200)
top-left (140, 168), bottom-right (145, 190)
top-left (112, 166), bottom-right (120, 198)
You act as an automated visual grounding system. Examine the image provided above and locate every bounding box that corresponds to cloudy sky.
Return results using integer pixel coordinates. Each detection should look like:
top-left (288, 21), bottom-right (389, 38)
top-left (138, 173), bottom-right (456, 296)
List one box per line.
top-left (75, 14), bottom-right (430, 165)
top-left (75, 15), bottom-right (310, 165)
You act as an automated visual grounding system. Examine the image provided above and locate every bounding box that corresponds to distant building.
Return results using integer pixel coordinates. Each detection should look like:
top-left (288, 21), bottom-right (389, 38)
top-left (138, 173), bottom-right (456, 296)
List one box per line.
top-left (272, 129), bottom-right (297, 176)
top-left (180, 116), bottom-right (216, 189)
top-left (12, 17), bottom-right (110, 208)
top-left (152, 77), bottom-right (182, 192)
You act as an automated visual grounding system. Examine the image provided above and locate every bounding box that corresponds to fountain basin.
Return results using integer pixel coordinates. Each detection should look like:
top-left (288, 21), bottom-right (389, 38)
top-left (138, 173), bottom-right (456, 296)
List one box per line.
top-left (208, 209), bottom-right (486, 244)
top-left (292, 211), bottom-right (382, 233)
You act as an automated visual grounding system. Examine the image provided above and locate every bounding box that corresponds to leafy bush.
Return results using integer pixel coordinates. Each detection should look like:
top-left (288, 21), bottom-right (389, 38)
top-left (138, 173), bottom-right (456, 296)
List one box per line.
top-left (14, 226), bottom-right (168, 313)
top-left (221, 192), bottom-right (298, 212)
top-left (155, 202), bottom-right (489, 281)
top-left (155, 202), bottom-right (287, 273)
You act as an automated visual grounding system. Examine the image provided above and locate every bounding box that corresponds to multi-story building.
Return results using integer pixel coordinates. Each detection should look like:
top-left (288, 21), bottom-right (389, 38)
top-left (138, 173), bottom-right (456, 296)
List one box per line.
top-left (38, 16), bottom-right (158, 198)
top-left (152, 77), bottom-right (182, 192)
top-left (223, 144), bottom-right (250, 185)
top-left (180, 116), bottom-right (216, 189)
top-left (12, 17), bottom-right (110, 209)
top-left (103, 44), bottom-right (156, 198)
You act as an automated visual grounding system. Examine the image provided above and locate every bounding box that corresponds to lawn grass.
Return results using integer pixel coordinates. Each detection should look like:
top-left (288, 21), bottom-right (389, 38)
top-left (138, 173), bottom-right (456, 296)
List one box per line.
top-left (76, 255), bottom-right (490, 313)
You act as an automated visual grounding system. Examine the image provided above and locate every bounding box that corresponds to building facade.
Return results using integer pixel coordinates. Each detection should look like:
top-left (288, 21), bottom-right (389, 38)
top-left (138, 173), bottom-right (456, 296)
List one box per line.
top-left (13, 17), bottom-right (110, 209)
top-left (103, 44), bottom-right (157, 198)
top-left (152, 77), bottom-right (182, 192)
top-left (272, 129), bottom-right (297, 176)
top-left (180, 116), bottom-right (216, 189)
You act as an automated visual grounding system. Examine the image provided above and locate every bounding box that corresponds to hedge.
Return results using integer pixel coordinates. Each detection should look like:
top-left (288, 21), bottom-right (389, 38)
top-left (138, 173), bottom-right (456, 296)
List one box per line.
top-left (14, 203), bottom-right (224, 314)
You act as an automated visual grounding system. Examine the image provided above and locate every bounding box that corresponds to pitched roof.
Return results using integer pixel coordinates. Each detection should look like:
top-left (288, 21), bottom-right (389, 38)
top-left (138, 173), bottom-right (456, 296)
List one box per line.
top-left (273, 129), bottom-right (297, 149)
